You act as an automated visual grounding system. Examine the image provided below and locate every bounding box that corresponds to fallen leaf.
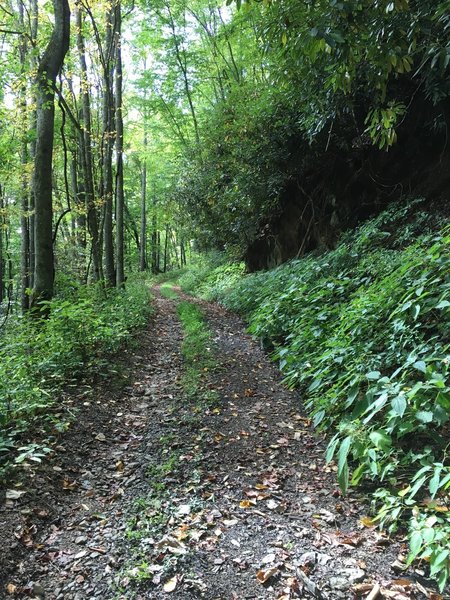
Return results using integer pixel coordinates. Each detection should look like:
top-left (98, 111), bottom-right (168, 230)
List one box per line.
top-left (62, 479), bottom-right (77, 490)
top-left (239, 500), bottom-right (256, 508)
top-left (6, 583), bottom-right (17, 594)
top-left (163, 576), bottom-right (178, 593)
top-left (360, 516), bottom-right (375, 528)
top-left (115, 460), bottom-right (125, 472)
top-left (6, 490), bottom-right (26, 500)
top-left (256, 567), bottom-right (279, 584)
top-left (95, 433), bottom-right (106, 442)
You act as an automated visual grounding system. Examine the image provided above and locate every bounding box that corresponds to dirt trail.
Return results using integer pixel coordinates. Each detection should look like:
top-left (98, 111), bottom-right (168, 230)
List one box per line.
top-left (0, 288), bottom-right (440, 600)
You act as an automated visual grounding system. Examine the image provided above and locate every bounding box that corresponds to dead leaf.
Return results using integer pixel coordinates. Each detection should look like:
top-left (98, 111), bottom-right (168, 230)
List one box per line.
top-left (6, 490), bottom-right (26, 500)
top-left (239, 500), bottom-right (256, 508)
top-left (256, 567), bottom-right (279, 584)
top-left (115, 460), bottom-right (125, 472)
top-left (360, 516), bottom-right (375, 528)
top-left (63, 481), bottom-right (78, 491)
top-left (163, 576), bottom-right (178, 593)
top-left (95, 433), bottom-right (106, 442)
top-left (6, 583), bottom-right (17, 594)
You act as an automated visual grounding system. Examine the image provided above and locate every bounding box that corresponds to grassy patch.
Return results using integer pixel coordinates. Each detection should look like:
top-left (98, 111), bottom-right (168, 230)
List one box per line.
top-left (177, 301), bottom-right (219, 409)
top-left (159, 282), bottom-right (179, 300)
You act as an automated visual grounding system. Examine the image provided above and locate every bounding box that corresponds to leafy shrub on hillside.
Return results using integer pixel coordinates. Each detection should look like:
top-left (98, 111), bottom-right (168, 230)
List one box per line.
top-left (187, 202), bottom-right (450, 590)
top-left (179, 253), bottom-right (245, 301)
top-left (0, 276), bottom-right (153, 476)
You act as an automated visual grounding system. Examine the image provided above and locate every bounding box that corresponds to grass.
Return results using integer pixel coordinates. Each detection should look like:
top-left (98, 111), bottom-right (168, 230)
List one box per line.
top-left (176, 301), bottom-right (220, 408)
top-left (159, 282), bottom-right (179, 299)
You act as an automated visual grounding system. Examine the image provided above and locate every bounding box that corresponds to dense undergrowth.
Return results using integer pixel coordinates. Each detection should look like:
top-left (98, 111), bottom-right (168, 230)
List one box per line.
top-left (0, 275), bottom-right (153, 480)
top-left (180, 200), bottom-right (450, 590)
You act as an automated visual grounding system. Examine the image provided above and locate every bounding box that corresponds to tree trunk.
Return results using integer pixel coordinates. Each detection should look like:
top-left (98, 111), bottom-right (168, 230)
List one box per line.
top-left (151, 195), bottom-right (159, 273)
top-left (76, 7), bottom-right (101, 282)
top-left (156, 230), bottom-right (161, 272)
top-left (29, 0), bottom-right (38, 289)
top-left (115, 2), bottom-right (125, 288)
top-left (31, 0), bottom-right (70, 310)
top-left (163, 224), bottom-right (170, 273)
top-left (0, 185), bottom-right (4, 304)
top-left (102, 3), bottom-right (116, 288)
top-left (18, 1), bottom-right (30, 312)
top-left (140, 145), bottom-right (147, 271)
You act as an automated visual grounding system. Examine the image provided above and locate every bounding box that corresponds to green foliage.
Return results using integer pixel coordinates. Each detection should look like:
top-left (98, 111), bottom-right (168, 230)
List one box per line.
top-left (0, 275), bottom-right (153, 478)
top-left (177, 300), bottom-right (219, 408)
top-left (186, 202), bottom-right (450, 589)
top-left (159, 282), bottom-right (180, 299)
top-left (179, 253), bottom-right (245, 301)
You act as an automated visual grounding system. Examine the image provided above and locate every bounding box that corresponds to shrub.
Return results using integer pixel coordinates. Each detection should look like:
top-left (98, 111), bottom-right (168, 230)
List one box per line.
top-left (185, 200), bottom-right (450, 590)
top-left (0, 275), bottom-right (153, 477)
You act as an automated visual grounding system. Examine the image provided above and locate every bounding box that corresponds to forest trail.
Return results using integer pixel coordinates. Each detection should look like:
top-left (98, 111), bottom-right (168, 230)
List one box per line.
top-left (0, 288), bottom-right (439, 600)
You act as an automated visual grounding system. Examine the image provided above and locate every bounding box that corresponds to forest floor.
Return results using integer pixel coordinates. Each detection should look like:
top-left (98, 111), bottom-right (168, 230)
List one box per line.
top-left (0, 286), bottom-right (445, 600)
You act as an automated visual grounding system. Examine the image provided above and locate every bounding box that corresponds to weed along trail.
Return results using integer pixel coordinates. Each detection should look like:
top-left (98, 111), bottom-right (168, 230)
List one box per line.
top-left (0, 285), bottom-right (441, 600)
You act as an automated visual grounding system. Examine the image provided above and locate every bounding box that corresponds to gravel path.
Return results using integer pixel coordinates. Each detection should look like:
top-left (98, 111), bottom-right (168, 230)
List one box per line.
top-left (0, 287), bottom-right (442, 600)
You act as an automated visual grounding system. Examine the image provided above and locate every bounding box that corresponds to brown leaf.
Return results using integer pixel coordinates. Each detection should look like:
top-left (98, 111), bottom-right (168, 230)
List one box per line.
top-left (239, 500), bottom-right (256, 508)
top-left (62, 479), bottom-right (77, 490)
top-left (6, 583), bottom-right (17, 594)
top-left (256, 567), bottom-right (279, 584)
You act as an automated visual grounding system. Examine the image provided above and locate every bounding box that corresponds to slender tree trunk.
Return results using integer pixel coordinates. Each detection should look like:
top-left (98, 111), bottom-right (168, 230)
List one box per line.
top-left (31, 0), bottom-right (70, 310)
top-left (102, 4), bottom-right (116, 288)
top-left (156, 230), bottom-right (161, 272)
top-left (18, 1), bottom-right (30, 311)
top-left (70, 151), bottom-right (86, 249)
top-left (140, 145), bottom-right (147, 272)
top-left (163, 224), bottom-right (170, 273)
top-left (0, 185), bottom-right (4, 303)
top-left (115, 2), bottom-right (125, 287)
top-left (151, 209), bottom-right (158, 274)
top-left (29, 0), bottom-right (38, 289)
top-left (180, 238), bottom-right (186, 266)
top-left (76, 7), bottom-right (102, 282)
top-left (172, 230), bottom-right (180, 268)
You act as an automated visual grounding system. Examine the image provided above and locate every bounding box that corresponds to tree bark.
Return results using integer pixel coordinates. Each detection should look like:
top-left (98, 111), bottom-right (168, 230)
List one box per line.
top-left (29, 0), bottom-right (38, 289)
top-left (102, 3), bottom-right (116, 288)
top-left (76, 7), bottom-right (101, 282)
top-left (0, 185), bottom-right (4, 304)
top-left (115, 1), bottom-right (125, 287)
top-left (140, 138), bottom-right (147, 272)
top-left (18, 0), bottom-right (30, 312)
top-left (31, 0), bottom-right (70, 309)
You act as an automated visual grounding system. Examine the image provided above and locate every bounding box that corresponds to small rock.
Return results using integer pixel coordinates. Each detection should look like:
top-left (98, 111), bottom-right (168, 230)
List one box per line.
top-left (75, 536), bottom-right (88, 545)
top-left (329, 567), bottom-right (365, 590)
top-left (30, 583), bottom-right (45, 598)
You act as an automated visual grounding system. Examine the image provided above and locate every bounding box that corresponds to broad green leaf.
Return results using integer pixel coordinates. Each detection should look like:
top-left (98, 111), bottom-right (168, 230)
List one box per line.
top-left (366, 371), bottom-right (381, 380)
top-left (436, 300), bottom-right (450, 309)
top-left (416, 410), bottom-right (434, 424)
top-left (391, 395), bottom-right (407, 417)
top-left (408, 530), bottom-right (423, 561)
top-left (369, 430), bottom-right (391, 451)
top-left (412, 360), bottom-right (426, 373)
